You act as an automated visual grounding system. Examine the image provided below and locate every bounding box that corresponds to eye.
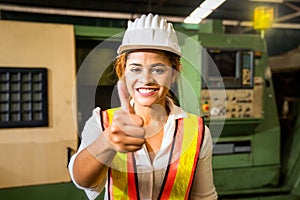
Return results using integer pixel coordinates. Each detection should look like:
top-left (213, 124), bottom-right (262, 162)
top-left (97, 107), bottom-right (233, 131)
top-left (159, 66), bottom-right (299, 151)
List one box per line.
top-left (130, 67), bottom-right (142, 73)
top-left (151, 68), bottom-right (166, 74)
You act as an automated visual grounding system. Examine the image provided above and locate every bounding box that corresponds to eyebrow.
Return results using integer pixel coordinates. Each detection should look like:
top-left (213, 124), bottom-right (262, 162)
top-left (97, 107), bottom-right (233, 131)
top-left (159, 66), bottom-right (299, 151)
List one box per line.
top-left (128, 63), bottom-right (167, 67)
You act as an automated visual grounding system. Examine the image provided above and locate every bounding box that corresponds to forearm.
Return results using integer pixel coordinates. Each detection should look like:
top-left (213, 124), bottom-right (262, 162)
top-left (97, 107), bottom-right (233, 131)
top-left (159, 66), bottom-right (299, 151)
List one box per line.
top-left (72, 133), bottom-right (116, 189)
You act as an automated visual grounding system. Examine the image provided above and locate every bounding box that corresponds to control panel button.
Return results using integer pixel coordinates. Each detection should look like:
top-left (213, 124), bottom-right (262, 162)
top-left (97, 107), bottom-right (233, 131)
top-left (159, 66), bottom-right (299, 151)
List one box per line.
top-left (202, 104), bottom-right (210, 112)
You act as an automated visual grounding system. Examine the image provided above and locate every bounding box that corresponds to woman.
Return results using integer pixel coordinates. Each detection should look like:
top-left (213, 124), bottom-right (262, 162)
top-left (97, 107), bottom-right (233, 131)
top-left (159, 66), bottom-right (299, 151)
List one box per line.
top-left (69, 13), bottom-right (218, 200)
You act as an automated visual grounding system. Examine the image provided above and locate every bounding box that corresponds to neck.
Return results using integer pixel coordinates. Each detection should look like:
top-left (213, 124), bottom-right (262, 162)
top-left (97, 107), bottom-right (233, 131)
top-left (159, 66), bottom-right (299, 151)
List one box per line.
top-left (134, 100), bottom-right (169, 126)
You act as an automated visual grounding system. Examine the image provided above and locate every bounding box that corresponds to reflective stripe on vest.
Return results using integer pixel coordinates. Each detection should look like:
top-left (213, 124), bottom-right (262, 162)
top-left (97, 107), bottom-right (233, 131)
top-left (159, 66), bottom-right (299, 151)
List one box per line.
top-left (101, 108), bottom-right (204, 200)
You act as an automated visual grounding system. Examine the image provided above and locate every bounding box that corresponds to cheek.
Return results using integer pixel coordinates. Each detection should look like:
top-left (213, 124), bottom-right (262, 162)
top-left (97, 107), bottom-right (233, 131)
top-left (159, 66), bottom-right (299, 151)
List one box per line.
top-left (124, 73), bottom-right (136, 95)
top-left (158, 74), bottom-right (173, 88)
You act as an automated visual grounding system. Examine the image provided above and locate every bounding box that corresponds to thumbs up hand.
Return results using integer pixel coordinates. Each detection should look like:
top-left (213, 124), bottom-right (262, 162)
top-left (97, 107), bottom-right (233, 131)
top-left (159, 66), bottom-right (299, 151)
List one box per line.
top-left (116, 79), bottom-right (168, 139)
top-left (103, 80), bottom-right (146, 153)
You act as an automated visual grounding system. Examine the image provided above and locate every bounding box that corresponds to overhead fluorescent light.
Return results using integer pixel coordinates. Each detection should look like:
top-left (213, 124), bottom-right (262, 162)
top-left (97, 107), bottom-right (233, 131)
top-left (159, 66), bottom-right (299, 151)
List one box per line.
top-left (184, 0), bottom-right (226, 24)
top-left (201, 0), bottom-right (226, 10)
top-left (184, 16), bottom-right (203, 24)
top-left (190, 7), bottom-right (213, 19)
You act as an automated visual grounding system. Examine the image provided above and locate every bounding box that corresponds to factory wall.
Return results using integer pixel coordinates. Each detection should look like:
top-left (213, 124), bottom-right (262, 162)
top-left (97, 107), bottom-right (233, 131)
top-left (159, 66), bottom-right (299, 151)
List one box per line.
top-left (0, 20), bottom-right (78, 188)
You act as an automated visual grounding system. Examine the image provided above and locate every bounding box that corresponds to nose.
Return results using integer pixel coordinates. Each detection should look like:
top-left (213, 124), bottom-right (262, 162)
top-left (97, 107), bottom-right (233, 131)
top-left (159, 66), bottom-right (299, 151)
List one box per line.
top-left (139, 70), bottom-right (154, 84)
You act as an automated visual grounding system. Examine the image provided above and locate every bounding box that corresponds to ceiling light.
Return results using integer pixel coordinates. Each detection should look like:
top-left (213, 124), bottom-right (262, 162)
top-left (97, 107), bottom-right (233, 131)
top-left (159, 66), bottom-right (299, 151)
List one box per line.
top-left (184, 0), bottom-right (226, 24)
top-left (200, 0), bottom-right (226, 10)
top-left (184, 16), bottom-right (203, 24)
top-left (190, 7), bottom-right (213, 19)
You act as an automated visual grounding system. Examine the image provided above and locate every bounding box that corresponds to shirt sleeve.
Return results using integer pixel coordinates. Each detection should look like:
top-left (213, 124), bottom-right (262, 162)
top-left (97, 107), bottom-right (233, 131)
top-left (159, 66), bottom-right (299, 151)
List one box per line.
top-left (190, 126), bottom-right (218, 199)
top-left (199, 125), bottom-right (214, 159)
top-left (68, 107), bottom-right (106, 200)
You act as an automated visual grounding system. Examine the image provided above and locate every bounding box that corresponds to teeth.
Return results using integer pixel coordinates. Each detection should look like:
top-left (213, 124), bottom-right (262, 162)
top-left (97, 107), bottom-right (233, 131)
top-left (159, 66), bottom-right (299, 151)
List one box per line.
top-left (138, 88), bottom-right (155, 94)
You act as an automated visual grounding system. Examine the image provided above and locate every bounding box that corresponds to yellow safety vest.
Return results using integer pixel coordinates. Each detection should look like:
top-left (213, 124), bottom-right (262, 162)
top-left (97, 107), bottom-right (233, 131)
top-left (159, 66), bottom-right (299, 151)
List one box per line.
top-left (101, 108), bottom-right (204, 200)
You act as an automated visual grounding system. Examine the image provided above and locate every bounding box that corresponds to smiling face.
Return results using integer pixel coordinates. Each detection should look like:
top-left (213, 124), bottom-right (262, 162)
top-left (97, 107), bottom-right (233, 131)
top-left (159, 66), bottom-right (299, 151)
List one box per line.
top-left (124, 50), bottom-right (177, 109)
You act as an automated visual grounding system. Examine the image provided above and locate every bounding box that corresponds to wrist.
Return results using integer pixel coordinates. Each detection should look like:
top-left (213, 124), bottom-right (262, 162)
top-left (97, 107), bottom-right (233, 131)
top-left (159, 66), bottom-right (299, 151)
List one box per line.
top-left (87, 133), bottom-right (117, 165)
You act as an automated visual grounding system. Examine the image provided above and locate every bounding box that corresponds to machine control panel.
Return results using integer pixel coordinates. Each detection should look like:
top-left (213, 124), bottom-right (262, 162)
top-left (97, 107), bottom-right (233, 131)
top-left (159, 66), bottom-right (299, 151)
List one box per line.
top-left (200, 48), bottom-right (262, 119)
top-left (201, 86), bottom-right (262, 119)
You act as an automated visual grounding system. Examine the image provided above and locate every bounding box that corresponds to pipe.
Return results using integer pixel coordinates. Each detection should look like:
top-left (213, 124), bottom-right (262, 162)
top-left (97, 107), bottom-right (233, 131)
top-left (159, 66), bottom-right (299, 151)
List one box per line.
top-left (0, 3), bottom-right (184, 23)
top-left (1, 3), bottom-right (300, 29)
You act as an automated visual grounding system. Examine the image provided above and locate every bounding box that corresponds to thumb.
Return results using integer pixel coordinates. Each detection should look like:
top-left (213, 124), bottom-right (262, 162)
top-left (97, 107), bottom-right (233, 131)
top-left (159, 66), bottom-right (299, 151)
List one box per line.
top-left (117, 79), bottom-right (134, 114)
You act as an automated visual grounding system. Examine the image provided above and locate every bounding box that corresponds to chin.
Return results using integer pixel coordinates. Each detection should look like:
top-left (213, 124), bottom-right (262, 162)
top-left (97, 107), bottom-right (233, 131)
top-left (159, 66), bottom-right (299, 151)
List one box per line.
top-left (135, 97), bottom-right (165, 108)
top-left (135, 100), bottom-right (156, 107)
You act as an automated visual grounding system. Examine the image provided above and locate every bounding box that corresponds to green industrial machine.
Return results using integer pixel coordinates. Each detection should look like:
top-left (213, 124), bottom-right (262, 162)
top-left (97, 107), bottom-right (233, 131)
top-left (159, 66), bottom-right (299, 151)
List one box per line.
top-left (178, 20), bottom-right (300, 199)
top-left (0, 20), bottom-right (300, 200)
top-left (180, 20), bottom-right (279, 189)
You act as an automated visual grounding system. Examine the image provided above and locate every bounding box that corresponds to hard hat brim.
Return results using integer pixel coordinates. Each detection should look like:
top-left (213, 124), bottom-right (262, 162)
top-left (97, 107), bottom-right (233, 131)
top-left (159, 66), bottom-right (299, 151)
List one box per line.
top-left (117, 44), bottom-right (182, 57)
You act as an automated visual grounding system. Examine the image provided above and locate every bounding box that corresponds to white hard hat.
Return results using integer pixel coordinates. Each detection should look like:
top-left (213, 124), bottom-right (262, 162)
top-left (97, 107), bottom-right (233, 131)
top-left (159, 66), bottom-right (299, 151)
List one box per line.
top-left (117, 13), bottom-right (182, 56)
